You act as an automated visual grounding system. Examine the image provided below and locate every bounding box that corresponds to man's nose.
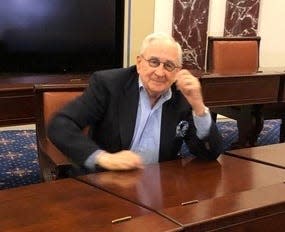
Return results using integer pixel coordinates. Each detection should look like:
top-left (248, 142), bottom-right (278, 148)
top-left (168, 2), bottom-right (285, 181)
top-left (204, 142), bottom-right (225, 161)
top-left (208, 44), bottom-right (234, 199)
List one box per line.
top-left (154, 63), bottom-right (165, 76)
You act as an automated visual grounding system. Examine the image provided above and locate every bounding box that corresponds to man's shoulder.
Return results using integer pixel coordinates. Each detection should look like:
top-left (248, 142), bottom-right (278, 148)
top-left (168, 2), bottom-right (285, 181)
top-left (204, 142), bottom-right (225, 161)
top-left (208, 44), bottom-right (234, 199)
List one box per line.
top-left (89, 65), bottom-right (138, 92)
top-left (92, 65), bottom-right (138, 80)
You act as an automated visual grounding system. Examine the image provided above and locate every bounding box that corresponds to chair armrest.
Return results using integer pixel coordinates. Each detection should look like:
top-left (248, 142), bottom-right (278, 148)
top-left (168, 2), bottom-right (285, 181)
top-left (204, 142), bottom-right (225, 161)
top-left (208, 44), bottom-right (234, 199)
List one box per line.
top-left (40, 139), bottom-right (72, 166)
top-left (37, 139), bottom-right (73, 181)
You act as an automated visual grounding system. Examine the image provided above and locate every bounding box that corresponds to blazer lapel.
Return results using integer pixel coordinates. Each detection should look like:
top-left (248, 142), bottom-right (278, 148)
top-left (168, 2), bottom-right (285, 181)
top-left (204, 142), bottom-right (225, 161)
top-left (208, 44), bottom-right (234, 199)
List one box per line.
top-left (118, 73), bottom-right (139, 149)
top-left (159, 94), bottom-right (181, 162)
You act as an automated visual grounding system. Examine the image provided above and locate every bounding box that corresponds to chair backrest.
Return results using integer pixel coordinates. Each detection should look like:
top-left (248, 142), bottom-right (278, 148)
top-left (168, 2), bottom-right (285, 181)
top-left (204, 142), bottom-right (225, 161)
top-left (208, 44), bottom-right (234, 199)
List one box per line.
top-left (206, 36), bottom-right (261, 75)
top-left (34, 83), bottom-right (88, 140)
top-left (43, 92), bottom-right (82, 128)
top-left (34, 83), bottom-right (88, 181)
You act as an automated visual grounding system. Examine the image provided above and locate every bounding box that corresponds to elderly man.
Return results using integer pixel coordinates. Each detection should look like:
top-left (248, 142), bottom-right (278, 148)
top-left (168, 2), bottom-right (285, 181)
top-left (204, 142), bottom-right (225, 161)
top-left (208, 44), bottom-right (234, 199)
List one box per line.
top-left (48, 32), bottom-right (223, 172)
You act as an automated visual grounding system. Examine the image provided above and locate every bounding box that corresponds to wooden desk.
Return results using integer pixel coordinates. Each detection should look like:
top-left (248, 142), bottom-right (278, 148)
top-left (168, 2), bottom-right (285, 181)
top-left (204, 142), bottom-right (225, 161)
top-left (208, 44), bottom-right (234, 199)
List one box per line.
top-left (0, 178), bottom-right (181, 232)
top-left (278, 73), bottom-right (285, 141)
top-left (0, 74), bottom-right (89, 126)
top-left (78, 155), bottom-right (285, 231)
top-left (162, 183), bottom-right (285, 231)
top-left (226, 143), bottom-right (285, 169)
top-left (281, 72), bottom-right (285, 102)
top-left (200, 70), bottom-right (285, 148)
top-left (200, 71), bottom-right (281, 107)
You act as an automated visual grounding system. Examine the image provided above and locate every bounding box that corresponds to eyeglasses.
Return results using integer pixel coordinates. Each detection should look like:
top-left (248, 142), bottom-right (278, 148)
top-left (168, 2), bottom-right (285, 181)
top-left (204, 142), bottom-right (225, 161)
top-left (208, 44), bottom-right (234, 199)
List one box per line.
top-left (140, 55), bottom-right (181, 72)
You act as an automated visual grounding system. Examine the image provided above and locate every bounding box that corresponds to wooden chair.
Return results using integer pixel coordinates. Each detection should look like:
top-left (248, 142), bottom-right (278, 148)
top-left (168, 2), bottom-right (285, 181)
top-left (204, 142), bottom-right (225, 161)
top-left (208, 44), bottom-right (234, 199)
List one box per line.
top-left (206, 36), bottom-right (261, 74)
top-left (34, 83), bottom-right (88, 181)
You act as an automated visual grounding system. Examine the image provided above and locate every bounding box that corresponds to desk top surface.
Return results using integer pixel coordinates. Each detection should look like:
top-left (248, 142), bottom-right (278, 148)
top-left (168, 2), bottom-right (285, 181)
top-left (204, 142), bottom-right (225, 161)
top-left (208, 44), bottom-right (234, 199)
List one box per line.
top-left (0, 178), bottom-right (180, 232)
top-left (161, 182), bottom-right (285, 230)
top-left (78, 155), bottom-right (285, 210)
top-left (78, 155), bottom-right (285, 229)
top-left (226, 143), bottom-right (285, 169)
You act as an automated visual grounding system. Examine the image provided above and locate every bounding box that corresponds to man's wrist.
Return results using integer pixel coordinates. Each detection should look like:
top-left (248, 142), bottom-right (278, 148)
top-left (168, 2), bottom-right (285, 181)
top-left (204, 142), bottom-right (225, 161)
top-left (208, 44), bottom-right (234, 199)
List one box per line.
top-left (84, 149), bottom-right (105, 170)
top-left (95, 151), bottom-right (108, 165)
top-left (193, 106), bottom-right (209, 117)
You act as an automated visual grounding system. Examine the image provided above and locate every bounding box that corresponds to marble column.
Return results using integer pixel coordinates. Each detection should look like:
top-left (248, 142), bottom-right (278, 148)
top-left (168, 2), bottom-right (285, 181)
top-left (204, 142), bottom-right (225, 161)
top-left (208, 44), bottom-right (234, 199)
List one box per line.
top-left (224, 0), bottom-right (260, 37)
top-left (172, 0), bottom-right (210, 71)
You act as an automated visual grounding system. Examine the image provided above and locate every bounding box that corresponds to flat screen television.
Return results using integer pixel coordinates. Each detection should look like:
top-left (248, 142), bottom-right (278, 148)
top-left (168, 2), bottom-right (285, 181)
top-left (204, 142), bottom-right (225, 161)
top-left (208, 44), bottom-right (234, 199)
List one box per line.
top-left (0, 0), bottom-right (124, 74)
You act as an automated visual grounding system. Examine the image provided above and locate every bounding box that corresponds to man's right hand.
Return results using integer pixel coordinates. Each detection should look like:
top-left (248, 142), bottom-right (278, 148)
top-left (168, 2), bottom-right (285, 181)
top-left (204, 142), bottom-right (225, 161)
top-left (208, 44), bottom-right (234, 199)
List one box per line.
top-left (96, 150), bottom-right (144, 171)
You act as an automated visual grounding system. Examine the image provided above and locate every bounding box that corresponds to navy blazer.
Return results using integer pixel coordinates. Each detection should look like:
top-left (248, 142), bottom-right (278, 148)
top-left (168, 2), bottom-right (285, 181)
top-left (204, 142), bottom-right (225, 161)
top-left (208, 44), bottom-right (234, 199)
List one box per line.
top-left (48, 66), bottom-right (224, 168)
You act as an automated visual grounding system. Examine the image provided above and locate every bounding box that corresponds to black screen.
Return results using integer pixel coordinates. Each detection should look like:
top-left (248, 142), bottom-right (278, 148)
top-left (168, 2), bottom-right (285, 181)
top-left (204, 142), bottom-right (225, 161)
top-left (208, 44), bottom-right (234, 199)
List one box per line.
top-left (0, 0), bottom-right (124, 73)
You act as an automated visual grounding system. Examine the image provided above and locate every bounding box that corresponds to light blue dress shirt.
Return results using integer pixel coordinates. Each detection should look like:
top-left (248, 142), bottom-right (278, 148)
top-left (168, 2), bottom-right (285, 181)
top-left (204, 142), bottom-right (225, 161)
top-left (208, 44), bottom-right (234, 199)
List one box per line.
top-left (129, 80), bottom-right (172, 164)
top-left (84, 78), bottom-right (212, 169)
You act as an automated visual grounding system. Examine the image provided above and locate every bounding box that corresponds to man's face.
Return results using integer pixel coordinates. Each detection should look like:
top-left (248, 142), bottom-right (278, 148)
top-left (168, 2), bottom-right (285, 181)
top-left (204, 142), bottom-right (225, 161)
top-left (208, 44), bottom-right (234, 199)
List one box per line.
top-left (136, 40), bottom-right (181, 98)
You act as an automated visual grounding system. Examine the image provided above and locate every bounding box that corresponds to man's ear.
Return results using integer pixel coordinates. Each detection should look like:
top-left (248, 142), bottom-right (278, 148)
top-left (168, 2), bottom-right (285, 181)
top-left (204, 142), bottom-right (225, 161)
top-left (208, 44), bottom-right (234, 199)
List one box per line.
top-left (136, 56), bottom-right (142, 73)
top-left (136, 55), bottom-right (142, 64)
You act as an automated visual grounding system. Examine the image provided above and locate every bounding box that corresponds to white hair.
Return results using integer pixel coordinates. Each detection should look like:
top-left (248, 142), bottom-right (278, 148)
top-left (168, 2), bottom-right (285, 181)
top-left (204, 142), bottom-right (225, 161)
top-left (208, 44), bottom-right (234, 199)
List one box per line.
top-left (139, 32), bottom-right (183, 65)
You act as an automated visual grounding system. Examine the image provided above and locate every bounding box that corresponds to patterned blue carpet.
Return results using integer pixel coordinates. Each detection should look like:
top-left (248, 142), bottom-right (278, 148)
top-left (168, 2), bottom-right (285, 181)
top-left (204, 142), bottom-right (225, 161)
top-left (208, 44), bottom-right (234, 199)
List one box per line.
top-left (217, 119), bottom-right (281, 150)
top-left (0, 119), bottom-right (281, 190)
top-left (0, 130), bottom-right (40, 190)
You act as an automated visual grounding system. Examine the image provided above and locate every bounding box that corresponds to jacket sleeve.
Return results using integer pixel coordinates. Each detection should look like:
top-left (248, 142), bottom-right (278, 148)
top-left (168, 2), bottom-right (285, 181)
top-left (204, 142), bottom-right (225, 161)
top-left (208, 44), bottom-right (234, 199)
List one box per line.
top-left (47, 73), bottom-right (108, 166)
top-left (184, 118), bottom-right (224, 160)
